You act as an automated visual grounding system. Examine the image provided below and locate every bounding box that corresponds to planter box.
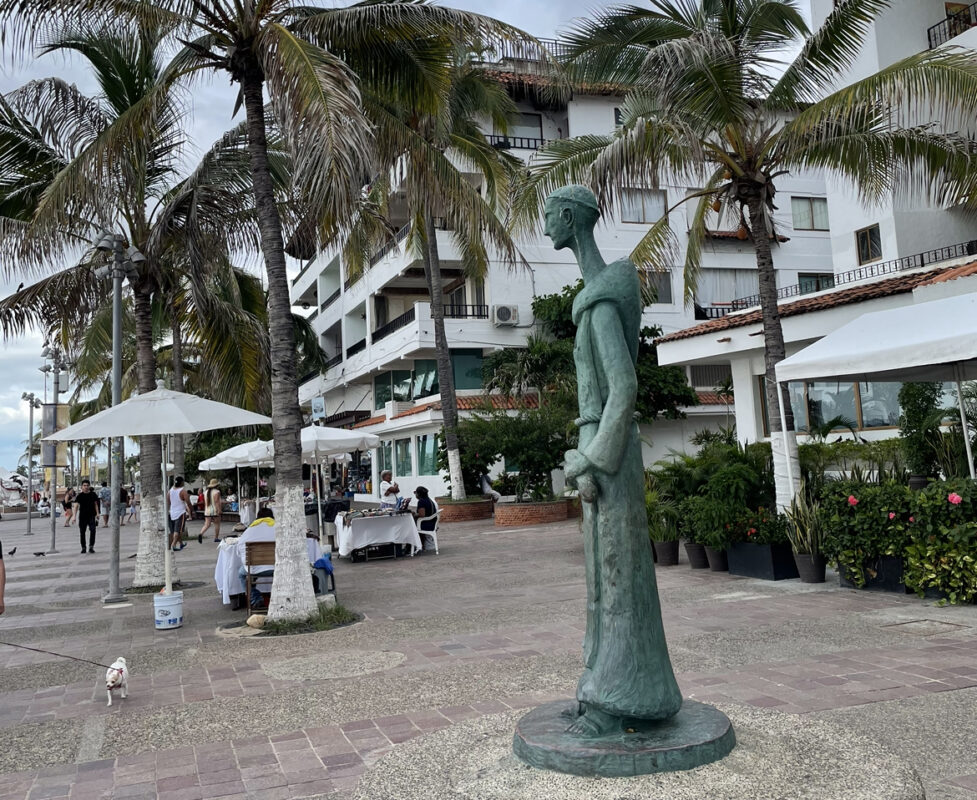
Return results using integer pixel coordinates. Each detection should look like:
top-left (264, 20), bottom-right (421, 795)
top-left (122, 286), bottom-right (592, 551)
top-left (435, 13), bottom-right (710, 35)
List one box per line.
top-left (436, 498), bottom-right (494, 523)
top-left (839, 555), bottom-right (906, 593)
top-left (494, 500), bottom-right (568, 527)
top-left (727, 542), bottom-right (799, 581)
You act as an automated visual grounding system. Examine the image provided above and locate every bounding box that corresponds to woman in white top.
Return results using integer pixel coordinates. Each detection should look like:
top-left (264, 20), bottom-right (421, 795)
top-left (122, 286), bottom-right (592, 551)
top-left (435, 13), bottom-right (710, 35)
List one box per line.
top-left (378, 470), bottom-right (400, 508)
top-left (168, 476), bottom-right (190, 551)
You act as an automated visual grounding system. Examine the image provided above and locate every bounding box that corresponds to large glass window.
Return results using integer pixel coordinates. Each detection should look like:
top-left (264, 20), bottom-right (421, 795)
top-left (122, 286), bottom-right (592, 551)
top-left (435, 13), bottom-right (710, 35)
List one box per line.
top-left (378, 440), bottom-right (393, 473)
top-left (807, 382), bottom-right (858, 430)
top-left (798, 272), bottom-right (836, 295)
top-left (392, 369), bottom-right (412, 402)
top-left (395, 438), bottom-right (413, 477)
top-left (859, 382), bottom-right (902, 428)
top-left (374, 372), bottom-right (392, 410)
top-left (646, 270), bottom-right (673, 304)
top-left (856, 224), bottom-right (882, 265)
top-left (791, 197), bottom-right (829, 231)
top-left (416, 433), bottom-right (439, 475)
top-left (413, 359), bottom-right (439, 399)
top-left (621, 188), bottom-right (666, 224)
top-left (452, 350), bottom-right (484, 390)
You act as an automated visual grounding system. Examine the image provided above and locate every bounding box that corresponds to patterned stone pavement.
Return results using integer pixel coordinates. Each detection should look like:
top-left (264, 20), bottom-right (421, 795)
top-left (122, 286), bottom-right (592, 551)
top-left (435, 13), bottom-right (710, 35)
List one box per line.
top-left (1, 512), bottom-right (976, 799)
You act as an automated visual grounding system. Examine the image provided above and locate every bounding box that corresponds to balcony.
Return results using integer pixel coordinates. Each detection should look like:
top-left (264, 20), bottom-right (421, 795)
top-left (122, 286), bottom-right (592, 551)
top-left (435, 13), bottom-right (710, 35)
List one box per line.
top-left (928, 4), bottom-right (977, 48)
top-left (444, 304), bottom-right (489, 319)
top-left (325, 352), bottom-right (342, 370)
top-left (320, 287), bottom-right (340, 312)
top-left (372, 306), bottom-right (416, 343)
top-left (486, 134), bottom-right (547, 151)
top-left (346, 338), bottom-right (367, 358)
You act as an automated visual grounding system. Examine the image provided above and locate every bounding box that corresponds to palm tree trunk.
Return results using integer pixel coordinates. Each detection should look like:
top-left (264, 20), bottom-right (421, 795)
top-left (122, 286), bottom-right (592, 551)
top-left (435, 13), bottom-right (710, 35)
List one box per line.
top-left (170, 314), bottom-right (185, 480)
top-left (747, 195), bottom-right (799, 511)
top-left (240, 65), bottom-right (316, 622)
top-left (132, 283), bottom-right (168, 587)
top-left (422, 214), bottom-right (466, 501)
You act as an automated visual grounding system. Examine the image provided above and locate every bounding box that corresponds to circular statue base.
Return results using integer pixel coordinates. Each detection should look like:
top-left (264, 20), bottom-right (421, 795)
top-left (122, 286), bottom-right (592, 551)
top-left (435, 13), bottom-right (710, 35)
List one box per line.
top-left (513, 699), bottom-right (734, 777)
top-left (351, 705), bottom-right (925, 800)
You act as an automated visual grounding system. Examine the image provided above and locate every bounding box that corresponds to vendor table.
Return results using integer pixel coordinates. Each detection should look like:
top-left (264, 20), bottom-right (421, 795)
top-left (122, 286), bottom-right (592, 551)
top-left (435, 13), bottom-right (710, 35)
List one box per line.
top-left (214, 536), bottom-right (321, 605)
top-left (336, 512), bottom-right (421, 558)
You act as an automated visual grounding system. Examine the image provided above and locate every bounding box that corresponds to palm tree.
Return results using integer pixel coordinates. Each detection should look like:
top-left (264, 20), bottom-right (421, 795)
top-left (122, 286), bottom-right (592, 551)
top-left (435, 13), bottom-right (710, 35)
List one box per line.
top-left (511, 0), bottom-right (977, 508)
top-left (0, 24), bottom-right (270, 586)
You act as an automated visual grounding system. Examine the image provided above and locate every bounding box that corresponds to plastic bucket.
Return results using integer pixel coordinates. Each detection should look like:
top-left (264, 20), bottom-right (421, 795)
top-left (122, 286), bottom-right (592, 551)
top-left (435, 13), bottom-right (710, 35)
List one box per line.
top-left (153, 591), bottom-right (184, 629)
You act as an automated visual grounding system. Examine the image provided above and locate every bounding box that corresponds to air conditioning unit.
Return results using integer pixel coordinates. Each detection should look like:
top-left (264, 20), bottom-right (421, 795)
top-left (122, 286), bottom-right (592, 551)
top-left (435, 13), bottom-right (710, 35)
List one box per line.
top-left (492, 304), bottom-right (520, 326)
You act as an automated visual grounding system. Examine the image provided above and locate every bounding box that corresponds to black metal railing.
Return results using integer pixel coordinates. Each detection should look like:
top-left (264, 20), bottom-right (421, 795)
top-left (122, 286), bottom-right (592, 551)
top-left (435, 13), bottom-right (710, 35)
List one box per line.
top-left (928, 4), bottom-right (977, 48)
top-left (371, 307), bottom-right (416, 343)
top-left (291, 257), bottom-right (315, 287)
top-left (346, 338), bottom-right (366, 358)
top-left (481, 37), bottom-right (573, 63)
top-left (694, 303), bottom-right (736, 320)
top-left (320, 287), bottom-right (340, 312)
top-left (728, 238), bottom-right (977, 311)
top-left (369, 222), bottom-right (411, 267)
top-left (443, 304), bottom-right (489, 319)
top-left (299, 369), bottom-right (319, 385)
top-left (486, 134), bottom-right (547, 150)
top-left (325, 353), bottom-right (342, 369)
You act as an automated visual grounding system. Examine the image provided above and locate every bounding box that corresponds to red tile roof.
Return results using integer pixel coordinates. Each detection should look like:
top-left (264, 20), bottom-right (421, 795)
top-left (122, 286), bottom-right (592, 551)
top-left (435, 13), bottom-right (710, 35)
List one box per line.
top-left (916, 261), bottom-right (977, 286)
top-left (351, 414), bottom-right (386, 429)
top-left (658, 264), bottom-right (966, 344)
top-left (347, 395), bottom-right (540, 428)
top-left (695, 391), bottom-right (732, 405)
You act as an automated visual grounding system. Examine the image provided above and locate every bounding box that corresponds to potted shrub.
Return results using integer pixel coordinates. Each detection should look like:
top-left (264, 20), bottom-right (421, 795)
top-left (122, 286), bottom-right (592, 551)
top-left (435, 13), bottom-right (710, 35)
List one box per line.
top-left (785, 485), bottom-right (826, 583)
top-left (646, 486), bottom-right (679, 566)
top-left (689, 496), bottom-right (732, 572)
top-left (898, 382), bottom-right (943, 490)
top-left (727, 508), bottom-right (798, 581)
top-left (678, 497), bottom-right (710, 569)
top-left (904, 522), bottom-right (977, 604)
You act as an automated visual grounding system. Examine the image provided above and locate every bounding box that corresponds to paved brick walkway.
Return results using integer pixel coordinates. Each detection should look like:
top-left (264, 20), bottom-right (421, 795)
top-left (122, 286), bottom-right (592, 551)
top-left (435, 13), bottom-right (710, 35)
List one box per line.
top-left (1, 514), bottom-right (976, 799)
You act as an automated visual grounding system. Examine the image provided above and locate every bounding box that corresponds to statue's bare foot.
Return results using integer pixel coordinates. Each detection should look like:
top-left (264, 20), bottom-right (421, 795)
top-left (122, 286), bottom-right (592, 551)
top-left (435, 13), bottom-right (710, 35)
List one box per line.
top-left (565, 707), bottom-right (620, 738)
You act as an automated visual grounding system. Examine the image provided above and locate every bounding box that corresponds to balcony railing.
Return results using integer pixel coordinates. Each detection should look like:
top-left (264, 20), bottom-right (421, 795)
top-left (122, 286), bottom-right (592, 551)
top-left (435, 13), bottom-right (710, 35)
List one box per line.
top-left (320, 287), bottom-right (340, 312)
top-left (728, 238), bottom-right (977, 311)
top-left (371, 307), bottom-right (416, 343)
top-left (928, 5), bottom-right (977, 48)
top-left (325, 353), bottom-right (342, 370)
top-left (482, 37), bottom-right (573, 63)
top-left (369, 222), bottom-right (411, 268)
top-left (486, 134), bottom-right (547, 151)
top-left (346, 338), bottom-right (366, 358)
top-left (443, 304), bottom-right (489, 319)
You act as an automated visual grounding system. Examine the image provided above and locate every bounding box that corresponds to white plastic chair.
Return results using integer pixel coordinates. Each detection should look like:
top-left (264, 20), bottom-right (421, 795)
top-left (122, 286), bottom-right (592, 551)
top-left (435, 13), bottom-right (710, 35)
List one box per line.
top-left (415, 511), bottom-right (441, 555)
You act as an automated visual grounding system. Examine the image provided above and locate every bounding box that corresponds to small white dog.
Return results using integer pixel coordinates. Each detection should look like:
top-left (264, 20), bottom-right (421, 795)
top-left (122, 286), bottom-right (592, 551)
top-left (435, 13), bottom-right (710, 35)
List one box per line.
top-left (105, 657), bottom-right (128, 706)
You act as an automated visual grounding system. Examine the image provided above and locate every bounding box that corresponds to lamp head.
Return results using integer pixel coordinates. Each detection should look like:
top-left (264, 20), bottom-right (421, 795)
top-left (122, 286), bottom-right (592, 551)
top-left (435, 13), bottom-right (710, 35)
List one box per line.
top-left (126, 246), bottom-right (146, 263)
top-left (94, 265), bottom-right (112, 281)
top-left (95, 231), bottom-right (116, 252)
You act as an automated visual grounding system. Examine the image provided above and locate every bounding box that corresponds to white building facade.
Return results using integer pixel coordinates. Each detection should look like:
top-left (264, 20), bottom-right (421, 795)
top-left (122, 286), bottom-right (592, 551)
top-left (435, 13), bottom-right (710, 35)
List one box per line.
top-left (290, 42), bottom-right (838, 501)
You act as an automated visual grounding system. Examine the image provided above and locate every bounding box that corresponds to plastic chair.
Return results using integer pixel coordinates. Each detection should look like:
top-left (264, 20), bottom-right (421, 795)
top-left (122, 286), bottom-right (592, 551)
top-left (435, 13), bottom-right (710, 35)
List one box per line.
top-left (245, 540), bottom-right (276, 614)
top-left (416, 511), bottom-right (441, 555)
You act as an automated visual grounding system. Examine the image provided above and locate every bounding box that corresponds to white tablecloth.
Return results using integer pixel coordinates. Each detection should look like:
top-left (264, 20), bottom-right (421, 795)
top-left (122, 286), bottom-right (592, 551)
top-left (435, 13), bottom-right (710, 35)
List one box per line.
top-left (214, 537), bottom-right (321, 605)
top-left (336, 513), bottom-right (421, 557)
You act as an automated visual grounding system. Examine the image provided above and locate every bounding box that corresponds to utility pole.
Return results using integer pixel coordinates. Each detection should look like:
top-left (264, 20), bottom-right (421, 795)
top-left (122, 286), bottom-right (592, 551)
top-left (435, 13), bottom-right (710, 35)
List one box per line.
top-left (95, 232), bottom-right (143, 604)
top-left (21, 393), bottom-right (41, 535)
top-left (42, 346), bottom-right (66, 555)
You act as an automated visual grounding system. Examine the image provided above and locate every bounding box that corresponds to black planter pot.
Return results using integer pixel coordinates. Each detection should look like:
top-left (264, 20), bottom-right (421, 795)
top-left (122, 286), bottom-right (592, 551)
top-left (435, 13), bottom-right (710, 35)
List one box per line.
top-left (727, 541), bottom-right (799, 581)
top-left (839, 555), bottom-right (907, 593)
top-left (908, 474), bottom-right (930, 492)
top-left (653, 540), bottom-right (680, 566)
top-left (684, 541), bottom-right (710, 569)
top-left (704, 546), bottom-right (728, 572)
top-left (793, 553), bottom-right (826, 584)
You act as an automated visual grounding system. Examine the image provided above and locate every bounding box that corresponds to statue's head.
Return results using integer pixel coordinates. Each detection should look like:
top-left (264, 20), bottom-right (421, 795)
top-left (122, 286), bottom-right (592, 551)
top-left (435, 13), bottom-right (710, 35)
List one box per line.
top-left (543, 185), bottom-right (600, 251)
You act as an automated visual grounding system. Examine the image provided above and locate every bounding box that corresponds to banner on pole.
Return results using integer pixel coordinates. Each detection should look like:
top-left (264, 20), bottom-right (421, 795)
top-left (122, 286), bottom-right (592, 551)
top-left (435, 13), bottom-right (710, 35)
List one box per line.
top-left (311, 396), bottom-right (326, 420)
top-left (40, 404), bottom-right (69, 467)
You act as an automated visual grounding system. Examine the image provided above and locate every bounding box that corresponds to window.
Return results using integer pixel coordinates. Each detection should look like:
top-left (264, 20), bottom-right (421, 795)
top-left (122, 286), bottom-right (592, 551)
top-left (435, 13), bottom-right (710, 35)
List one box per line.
top-left (798, 272), bottom-right (835, 295)
top-left (395, 438), bottom-right (413, 477)
top-left (509, 112), bottom-right (542, 140)
top-left (807, 382), bottom-right (858, 431)
top-left (416, 433), bottom-right (439, 476)
top-left (645, 270), bottom-right (673, 304)
top-left (452, 349), bottom-right (484, 390)
top-left (412, 359), bottom-right (439, 399)
top-left (374, 372), bottom-right (392, 410)
top-left (790, 197), bottom-right (829, 231)
top-left (858, 382), bottom-right (901, 428)
top-left (613, 107), bottom-right (623, 127)
top-left (392, 369), bottom-right (412, 402)
top-left (856, 224), bottom-right (882, 265)
top-left (373, 295), bottom-right (388, 328)
top-left (472, 278), bottom-right (486, 308)
top-left (621, 188), bottom-right (666, 224)
top-left (690, 364), bottom-right (732, 389)
top-left (378, 440), bottom-right (393, 474)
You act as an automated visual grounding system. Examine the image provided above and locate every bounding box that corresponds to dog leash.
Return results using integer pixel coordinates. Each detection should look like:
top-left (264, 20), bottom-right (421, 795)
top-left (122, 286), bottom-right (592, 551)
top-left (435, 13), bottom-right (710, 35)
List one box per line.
top-left (0, 640), bottom-right (114, 670)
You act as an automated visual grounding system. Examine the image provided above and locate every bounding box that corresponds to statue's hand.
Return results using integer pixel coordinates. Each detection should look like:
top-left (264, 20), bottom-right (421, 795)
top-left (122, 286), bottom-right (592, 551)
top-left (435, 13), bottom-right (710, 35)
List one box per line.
top-left (564, 449), bottom-right (589, 484)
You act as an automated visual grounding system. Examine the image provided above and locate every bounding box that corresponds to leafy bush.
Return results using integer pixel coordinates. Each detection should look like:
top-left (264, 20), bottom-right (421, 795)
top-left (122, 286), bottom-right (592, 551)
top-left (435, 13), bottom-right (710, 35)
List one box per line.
top-left (904, 523), bottom-right (977, 605)
top-left (910, 477), bottom-right (977, 536)
top-left (645, 486), bottom-right (680, 542)
top-left (898, 382), bottom-right (944, 477)
top-left (731, 507), bottom-right (790, 546)
top-left (683, 494), bottom-right (746, 549)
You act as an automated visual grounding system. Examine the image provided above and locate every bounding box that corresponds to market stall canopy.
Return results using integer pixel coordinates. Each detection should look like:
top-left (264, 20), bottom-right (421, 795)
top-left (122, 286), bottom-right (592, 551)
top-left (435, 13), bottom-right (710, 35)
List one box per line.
top-left (301, 425), bottom-right (379, 460)
top-left (43, 387), bottom-right (271, 441)
top-left (775, 293), bottom-right (977, 385)
top-left (198, 440), bottom-right (273, 471)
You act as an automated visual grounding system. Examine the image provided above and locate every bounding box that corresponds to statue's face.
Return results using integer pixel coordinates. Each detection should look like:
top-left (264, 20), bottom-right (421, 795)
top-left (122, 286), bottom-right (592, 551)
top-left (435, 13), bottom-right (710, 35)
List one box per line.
top-left (543, 200), bottom-right (574, 250)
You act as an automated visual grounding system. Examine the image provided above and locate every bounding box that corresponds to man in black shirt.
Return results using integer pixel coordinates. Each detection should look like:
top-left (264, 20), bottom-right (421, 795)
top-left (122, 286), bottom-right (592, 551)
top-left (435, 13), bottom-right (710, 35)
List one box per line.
top-left (412, 486), bottom-right (439, 551)
top-left (73, 480), bottom-right (100, 554)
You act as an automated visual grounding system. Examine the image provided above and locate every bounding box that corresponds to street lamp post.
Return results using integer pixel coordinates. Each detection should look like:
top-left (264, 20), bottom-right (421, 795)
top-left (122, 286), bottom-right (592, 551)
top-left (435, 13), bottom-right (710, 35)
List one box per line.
top-left (21, 393), bottom-right (41, 535)
top-left (95, 232), bottom-right (143, 605)
top-left (41, 346), bottom-right (67, 554)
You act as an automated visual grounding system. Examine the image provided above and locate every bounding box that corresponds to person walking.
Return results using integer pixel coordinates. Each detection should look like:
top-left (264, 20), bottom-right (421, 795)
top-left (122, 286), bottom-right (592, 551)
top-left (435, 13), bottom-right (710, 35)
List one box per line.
top-left (73, 480), bottom-right (100, 554)
top-left (98, 481), bottom-right (112, 528)
top-left (200, 478), bottom-right (223, 542)
top-left (168, 476), bottom-right (190, 551)
top-left (118, 484), bottom-right (129, 526)
top-left (62, 486), bottom-right (76, 526)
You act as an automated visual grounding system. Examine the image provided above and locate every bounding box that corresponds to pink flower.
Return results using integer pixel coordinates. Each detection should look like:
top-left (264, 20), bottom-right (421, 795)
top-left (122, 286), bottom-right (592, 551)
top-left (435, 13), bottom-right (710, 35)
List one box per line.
top-left (847, 495), bottom-right (858, 507)
top-left (888, 512), bottom-right (895, 520)
top-left (948, 492), bottom-right (963, 505)
top-left (909, 516), bottom-right (915, 523)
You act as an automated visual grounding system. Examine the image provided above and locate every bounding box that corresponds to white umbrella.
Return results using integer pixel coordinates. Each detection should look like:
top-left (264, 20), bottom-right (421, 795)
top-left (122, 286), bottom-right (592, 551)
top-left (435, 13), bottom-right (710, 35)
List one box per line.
top-left (198, 439), bottom-right (273, 523)
top-left (301, 425), bottom-right (379, 460)
top-left (43, 387), bottom-right (271, 594)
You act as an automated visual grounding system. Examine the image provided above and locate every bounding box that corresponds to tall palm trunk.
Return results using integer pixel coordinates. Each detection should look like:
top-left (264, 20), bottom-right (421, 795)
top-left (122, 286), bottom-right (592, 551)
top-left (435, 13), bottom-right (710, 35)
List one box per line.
top-left (240, 65), bottom-right (316, 622)
top-left (170, 314), bottom-right (185, 479)
top-left (747, 195), bottom-right (799, 511)
top-left (132, 283), bottom-right (168, 587)
top-left (422, 214), bottom-right (466, 501)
